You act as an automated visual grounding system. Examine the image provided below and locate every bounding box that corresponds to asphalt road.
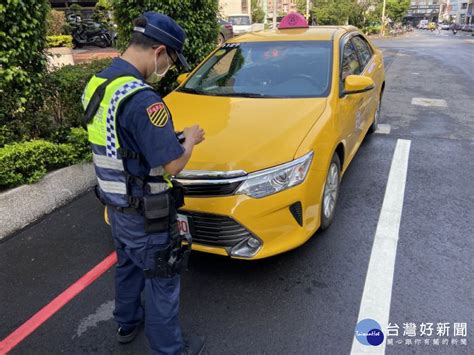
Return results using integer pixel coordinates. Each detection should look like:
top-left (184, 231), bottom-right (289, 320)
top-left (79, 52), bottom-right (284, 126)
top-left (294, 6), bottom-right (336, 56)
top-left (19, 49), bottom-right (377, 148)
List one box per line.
top-left (1, 31), bottom-right (473, 354)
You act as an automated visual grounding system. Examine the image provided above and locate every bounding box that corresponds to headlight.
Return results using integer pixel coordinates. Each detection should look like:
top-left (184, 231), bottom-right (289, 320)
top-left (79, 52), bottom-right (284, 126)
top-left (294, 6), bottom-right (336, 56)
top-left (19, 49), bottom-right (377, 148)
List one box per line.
top-left (235, 151), bottom-right (313, 198)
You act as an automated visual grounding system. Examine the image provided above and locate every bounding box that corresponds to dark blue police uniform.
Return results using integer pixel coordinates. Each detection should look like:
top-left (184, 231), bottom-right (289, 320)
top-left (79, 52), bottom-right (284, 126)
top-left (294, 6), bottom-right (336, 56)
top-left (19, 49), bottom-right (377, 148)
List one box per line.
top-left (81, 11), bottom-right (197, 354)
top-left (98, 57), bottom-right (185, 354)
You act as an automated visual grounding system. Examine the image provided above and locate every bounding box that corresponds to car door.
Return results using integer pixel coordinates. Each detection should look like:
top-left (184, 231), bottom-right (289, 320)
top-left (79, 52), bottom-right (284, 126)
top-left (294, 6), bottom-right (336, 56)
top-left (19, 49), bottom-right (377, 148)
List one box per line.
top-left (351, 35), bottom-right (377, 135)
top-left (336, 38), bottom-right (363, 167)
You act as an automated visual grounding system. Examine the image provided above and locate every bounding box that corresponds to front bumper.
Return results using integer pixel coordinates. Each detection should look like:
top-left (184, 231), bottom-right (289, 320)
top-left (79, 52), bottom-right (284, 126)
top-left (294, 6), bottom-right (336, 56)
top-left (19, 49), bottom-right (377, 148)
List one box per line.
top-left (178, 168), bottom-right (325, 259)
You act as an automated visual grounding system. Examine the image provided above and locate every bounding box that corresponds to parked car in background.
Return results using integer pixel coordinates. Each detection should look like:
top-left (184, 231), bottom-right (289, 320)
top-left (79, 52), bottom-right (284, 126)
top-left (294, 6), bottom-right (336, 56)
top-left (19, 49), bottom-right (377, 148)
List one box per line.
top-left (227, 14), bottom-right (252, 35)
top-left (218, 18), bottom-right (233, 46)
top-left (441, 23), bottom-right (450, 30)
top-left (418, 19), bottom-right (429, 29)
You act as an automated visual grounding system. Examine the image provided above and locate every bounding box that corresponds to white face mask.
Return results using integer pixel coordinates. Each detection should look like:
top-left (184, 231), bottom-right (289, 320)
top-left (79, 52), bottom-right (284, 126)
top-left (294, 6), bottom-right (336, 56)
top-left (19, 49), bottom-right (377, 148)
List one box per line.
top-left (146, 51), bottom-right (170, 84)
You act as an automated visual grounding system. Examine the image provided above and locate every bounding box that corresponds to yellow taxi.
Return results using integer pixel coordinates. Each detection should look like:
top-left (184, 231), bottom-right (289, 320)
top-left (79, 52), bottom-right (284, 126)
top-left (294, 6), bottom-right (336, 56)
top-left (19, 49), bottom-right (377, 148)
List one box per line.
top-left (166, 13), bottom-right (385, 259)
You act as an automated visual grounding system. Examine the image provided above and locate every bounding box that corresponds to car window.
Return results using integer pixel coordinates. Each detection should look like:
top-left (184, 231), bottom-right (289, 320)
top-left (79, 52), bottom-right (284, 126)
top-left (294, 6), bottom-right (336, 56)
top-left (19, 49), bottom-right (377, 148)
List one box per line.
top-left (181, 41), bottom-right (332, 98)
top-left (341, 41), bottom-right (361, 80)
top-left (228, 16), bottom-right (251, 25)
top-left (351, 36), bottom-right (373, 69)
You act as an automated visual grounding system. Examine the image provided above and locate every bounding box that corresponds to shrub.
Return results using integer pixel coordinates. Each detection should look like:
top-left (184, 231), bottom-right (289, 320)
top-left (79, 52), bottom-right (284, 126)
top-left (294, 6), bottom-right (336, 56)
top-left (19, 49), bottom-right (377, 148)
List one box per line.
top-left (47, 9), bottom-right (67, 36)
top-left (0, 128), bottom-right (91, 189)
top-left (67, 127), bottom-right (91, 162)
top-left (94, 0), bottom-right (114, 29)
top-left (0, 0), bottom-right (50, 136)
top-left (363, 25), bottom-right (382, 35)
top-left (0, 126), bottom-right (16, 148)
top-left (46, 35), bottom-right (73, 48)
top-left (111, 0), bottom-right (220, 95)
top-left (42, 58), bottom-right (112, 130)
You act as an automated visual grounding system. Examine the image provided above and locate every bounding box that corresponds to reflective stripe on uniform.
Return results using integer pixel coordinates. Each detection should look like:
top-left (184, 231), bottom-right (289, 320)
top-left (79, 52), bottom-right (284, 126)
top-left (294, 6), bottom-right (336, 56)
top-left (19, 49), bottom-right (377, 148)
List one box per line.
top-left (97, 177), bottom-right (127, 195)
top-left (148, 182), bottom-right (170, 194)
top-left (93, 153), bottom-right (124, 171)
top-left (105, 80), bottom-right (148, 158)
top-left (84, 76), bottom-right (150, 149)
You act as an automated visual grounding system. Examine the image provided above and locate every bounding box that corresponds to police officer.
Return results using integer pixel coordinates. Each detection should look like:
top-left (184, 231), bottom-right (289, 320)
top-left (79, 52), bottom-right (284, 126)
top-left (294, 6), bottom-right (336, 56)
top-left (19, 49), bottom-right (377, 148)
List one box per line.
top-left (81, 12), bottom-right (205, 355)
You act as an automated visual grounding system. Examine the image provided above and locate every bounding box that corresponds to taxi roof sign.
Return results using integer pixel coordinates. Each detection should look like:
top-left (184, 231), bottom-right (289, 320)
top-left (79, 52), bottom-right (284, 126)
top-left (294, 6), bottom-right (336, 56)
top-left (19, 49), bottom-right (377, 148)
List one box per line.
top-left (278, 13), bottom-right (309, 29)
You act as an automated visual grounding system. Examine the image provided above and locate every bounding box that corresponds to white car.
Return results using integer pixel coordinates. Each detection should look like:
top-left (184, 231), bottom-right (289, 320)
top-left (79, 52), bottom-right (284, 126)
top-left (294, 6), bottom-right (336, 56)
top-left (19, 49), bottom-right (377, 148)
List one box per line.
top-left (227, 14), bottom-right (252, 35)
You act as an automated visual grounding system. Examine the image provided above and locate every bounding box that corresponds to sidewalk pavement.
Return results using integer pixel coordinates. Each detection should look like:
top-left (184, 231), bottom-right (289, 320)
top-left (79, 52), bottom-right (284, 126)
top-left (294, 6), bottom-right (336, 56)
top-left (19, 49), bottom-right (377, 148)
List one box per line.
top-left (73, 47), bottom-right (119, 64)
top-left (0, 163), bottom-right (96, 240)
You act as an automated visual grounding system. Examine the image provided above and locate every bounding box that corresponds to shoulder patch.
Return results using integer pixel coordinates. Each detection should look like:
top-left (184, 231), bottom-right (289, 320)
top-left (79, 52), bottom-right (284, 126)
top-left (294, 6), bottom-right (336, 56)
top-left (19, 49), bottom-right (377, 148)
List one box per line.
top-left (146, 102), bottom-right (169, 127)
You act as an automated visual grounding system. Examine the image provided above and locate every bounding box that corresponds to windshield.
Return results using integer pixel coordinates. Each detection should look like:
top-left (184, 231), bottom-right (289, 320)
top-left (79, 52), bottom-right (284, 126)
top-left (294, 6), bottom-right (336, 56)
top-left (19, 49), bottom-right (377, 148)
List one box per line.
top-left (180, 41), bottom-right (332, 98)
top-left (228, 16), bottom-right (251, 26)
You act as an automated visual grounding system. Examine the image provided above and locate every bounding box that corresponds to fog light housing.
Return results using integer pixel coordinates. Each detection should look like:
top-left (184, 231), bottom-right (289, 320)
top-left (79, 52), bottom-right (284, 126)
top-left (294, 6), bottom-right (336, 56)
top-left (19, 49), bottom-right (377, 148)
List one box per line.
top-left (230, 237), bottom-right (262, 258)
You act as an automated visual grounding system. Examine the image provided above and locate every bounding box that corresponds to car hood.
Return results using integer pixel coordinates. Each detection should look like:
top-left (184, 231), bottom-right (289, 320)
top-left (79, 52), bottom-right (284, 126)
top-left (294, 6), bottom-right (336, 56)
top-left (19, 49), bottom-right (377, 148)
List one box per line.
top-left (164, 92), bottom-right (327, 173)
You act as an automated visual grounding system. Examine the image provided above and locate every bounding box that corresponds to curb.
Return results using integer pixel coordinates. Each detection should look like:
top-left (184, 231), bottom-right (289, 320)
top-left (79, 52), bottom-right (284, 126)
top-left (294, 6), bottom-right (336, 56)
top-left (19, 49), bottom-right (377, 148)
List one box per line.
top-left (0, 163), bottom-right (96, 240)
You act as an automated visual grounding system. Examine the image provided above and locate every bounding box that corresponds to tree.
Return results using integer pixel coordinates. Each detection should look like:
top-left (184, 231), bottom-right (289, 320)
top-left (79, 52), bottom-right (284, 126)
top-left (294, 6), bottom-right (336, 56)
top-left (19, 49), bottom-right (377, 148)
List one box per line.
top-left (251, 0), bottom-right (265, 23)
top-left (385, 0), bottom-right (410, 22)
top-left (0, 0), bottom-right (50, 140)
top-left (311, 0), bottom-right (354, 25)
top-left (296, 0), bottom-right (307, 14)
top-left (111, 0), bottom-right (219, 95)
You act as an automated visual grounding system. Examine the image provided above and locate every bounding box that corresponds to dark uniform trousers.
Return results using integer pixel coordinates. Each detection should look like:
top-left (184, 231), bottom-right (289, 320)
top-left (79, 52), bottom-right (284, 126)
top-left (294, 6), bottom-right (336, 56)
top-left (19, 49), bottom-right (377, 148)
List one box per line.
top-left (109, 207), bottom-right (184, 354)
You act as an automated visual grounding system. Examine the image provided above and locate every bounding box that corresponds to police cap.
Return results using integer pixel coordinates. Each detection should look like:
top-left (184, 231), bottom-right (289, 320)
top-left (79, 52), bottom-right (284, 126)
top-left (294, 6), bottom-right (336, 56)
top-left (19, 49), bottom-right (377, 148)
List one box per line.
top-left (133, 12), bottom-right (190, 71)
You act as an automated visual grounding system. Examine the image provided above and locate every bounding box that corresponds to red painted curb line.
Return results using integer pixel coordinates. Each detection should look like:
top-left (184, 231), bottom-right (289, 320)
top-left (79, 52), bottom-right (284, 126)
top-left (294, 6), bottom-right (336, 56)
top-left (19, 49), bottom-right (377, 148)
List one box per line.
top-left (0, 252), bottom-right (117, 354)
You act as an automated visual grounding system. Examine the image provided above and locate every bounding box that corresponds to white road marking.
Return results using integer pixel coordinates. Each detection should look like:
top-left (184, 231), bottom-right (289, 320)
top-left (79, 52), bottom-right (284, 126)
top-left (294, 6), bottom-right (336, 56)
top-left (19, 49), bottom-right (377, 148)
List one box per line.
top-left (74, 300), bottom-right (115, 338)
top-left (411, 98), bottom-right (448, 107)
top-left (411, 72), bottom-right (420, 75)
top-left (350, 139), bottom-right (411, 354)
top-left (375, 124), bottom-right (391, 135)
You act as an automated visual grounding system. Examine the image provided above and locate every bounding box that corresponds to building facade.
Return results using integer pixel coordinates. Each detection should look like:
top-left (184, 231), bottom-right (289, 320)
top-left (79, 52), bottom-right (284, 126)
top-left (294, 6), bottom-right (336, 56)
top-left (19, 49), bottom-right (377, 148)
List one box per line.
top-left (219, 0), bottom-right (251, 17)
top-left (405, 0), bottom-right (441, 25)
top-left (441, 0), bottom-right (473, 23)
top-left (219, 0), bottom-right (298, 20)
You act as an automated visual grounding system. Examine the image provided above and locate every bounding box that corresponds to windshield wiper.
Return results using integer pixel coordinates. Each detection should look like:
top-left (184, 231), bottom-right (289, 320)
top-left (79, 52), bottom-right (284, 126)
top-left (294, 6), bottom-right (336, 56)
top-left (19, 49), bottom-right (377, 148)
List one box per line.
top-left (217, 92), bottom-right (268, 98)
top-left (177, 87), bottom-right (207, 95)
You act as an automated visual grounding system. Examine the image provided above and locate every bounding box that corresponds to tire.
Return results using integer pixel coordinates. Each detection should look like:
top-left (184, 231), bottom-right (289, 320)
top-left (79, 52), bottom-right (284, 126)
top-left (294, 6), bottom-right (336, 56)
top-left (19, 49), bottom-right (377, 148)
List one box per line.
top-left (368, 93), bottom-right (382, 134)
top-left (320, 153), bottom-right (341, 230)
top-left (96, 39), bottom-right (108, 48)
top-left (217, 33), bottom-right (225, 46)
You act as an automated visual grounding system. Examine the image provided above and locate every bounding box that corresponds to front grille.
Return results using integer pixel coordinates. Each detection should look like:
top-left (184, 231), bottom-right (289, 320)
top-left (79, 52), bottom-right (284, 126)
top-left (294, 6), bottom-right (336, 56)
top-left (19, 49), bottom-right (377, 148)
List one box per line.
top-left (182, 181), bottom-right (242, 196)
top-left (179, 211), bottom-right (253, 248)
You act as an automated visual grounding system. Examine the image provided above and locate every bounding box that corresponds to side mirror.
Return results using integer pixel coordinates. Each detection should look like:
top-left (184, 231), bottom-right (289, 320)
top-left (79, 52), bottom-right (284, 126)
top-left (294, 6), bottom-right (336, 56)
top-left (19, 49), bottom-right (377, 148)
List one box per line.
top-left (343, 75), bottom-right (375, 95)
top-left (177, 73), bottom-right (189, 85)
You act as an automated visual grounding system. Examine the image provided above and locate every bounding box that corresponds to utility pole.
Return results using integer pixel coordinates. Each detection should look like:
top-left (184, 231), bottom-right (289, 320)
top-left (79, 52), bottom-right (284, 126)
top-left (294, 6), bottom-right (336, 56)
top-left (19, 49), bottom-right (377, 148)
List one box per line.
top-left (273, 0), bottom-right (277, 29)
top-left (263, 0), bottom-right (268, 24)
top-left (306, 0), bottom-right (310, 20)
top-left (381, 0), bottom-right (387, 37)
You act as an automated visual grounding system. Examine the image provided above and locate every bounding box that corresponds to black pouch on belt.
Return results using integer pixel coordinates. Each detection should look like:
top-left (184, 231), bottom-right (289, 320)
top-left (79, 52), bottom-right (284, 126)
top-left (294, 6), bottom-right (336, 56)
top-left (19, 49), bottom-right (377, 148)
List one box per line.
top-left (170, 181), bottom-right (186, 209)
top-left (142, 192), bottom-right (170, 233)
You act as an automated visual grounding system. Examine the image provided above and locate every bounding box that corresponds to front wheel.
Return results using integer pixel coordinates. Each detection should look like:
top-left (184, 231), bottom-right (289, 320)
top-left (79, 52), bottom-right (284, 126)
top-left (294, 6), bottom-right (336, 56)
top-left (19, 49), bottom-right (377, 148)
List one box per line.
top-left (320, 153), bottom-right (341, 230)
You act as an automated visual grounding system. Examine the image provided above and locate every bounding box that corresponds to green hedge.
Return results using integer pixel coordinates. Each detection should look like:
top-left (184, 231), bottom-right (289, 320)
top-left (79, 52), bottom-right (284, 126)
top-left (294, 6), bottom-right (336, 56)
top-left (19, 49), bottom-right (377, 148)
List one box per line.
top-left (0, 0), bottom-right (50, 134)
top-left (47, 35), bottom-right (73, 48)
top-left (111, 0), bottom-right (219, 95)
top-left (363, 25), bottom-right (382, 35)
top-left (42, 58), bottom-right (112, 132)
top-left (0, 128), bottom-right (91, 189)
